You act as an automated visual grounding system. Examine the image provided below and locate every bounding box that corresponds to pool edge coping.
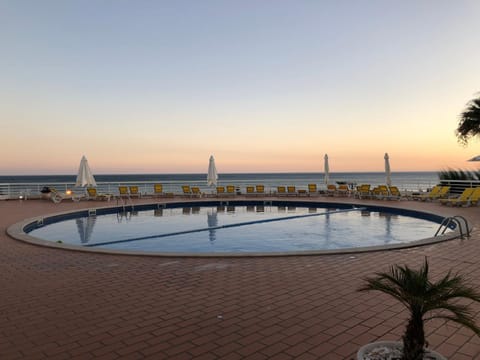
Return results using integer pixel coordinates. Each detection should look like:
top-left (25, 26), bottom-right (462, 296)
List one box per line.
top-left (6, 200), bottom-right (464, 258)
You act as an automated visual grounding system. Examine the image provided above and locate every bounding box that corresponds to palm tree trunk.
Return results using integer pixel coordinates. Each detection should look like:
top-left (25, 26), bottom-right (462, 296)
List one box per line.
top-left (402, 312), bottom-right (425, 360)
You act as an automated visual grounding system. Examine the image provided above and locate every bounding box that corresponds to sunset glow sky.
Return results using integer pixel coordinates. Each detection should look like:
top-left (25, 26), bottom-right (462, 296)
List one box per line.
top-left (2, 1), bottom-right (480, 175)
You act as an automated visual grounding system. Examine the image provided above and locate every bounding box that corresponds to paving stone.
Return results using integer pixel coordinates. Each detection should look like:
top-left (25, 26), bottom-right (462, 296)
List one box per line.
top-left (1, 198), bottom-right (480, 359)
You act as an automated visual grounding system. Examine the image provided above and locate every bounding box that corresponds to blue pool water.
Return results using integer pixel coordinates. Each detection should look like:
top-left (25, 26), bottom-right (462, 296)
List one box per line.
top-left (27, 201), bottom-right (446, 254)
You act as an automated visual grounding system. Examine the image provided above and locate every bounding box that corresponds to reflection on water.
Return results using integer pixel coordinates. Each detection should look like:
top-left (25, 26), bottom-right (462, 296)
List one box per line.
top-left (379, 212), bottom-right (397, 241)
top-left (76, 216), bottom-right (96, 244)
top-left (30, 204), bottom-right (441, 253)
top-left (207, 210), bottom-right (218, 243)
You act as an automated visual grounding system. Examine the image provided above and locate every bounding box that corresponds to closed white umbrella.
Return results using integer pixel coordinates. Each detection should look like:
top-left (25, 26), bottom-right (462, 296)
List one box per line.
top-left (75, 155), bottom-right (97, 187)
top-left (207, 155), bottom-right (218, 186)
top-left (324, 154), bottom-right (330, 185)
top-left (384, 153), bottom-right (392, 187)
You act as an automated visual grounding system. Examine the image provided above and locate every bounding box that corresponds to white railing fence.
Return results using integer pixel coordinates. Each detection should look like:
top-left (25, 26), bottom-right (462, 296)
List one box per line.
top-left (0, 176), bottom-right (445, 200)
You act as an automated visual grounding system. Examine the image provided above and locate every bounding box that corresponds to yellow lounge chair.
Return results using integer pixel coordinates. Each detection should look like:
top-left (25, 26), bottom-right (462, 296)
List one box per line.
top-left (246, 186), bottom-right (255, 196)
top-left (372, 185), bottom-right (389, 199)
top-left (387, 186), bottom-right (402, 200)
top-left (439, 188), bottom-right (475, 206)
top-left (129, 186), bottom-right (141, 198)
top-left (256, 185), bottom-right (265, 195)
top-left (216, 186), bottom-right (225, 196)
top-left (191, 187), bottom-right (202, 197)
top-left (432, 186), bottom-right (450, 200)
top-left (355, 184), bottom-right (371, 199)
top-left (337, 184), bottom-right (350, 197)
top-left (466, 187), bottom-right (480, 206)
top-left (277, 186), bottom-right (287, 196)
top-left (308, 184), bottom-right (317, 196)
top-left (182, 185), bottom-right (192, 197)
top-left (287, 186), bottom-right (297, 196)
top-left (153, 184), bottom-right (164, 197)
top-left (297, 188), bottom-right (308, 196)
top-left (326, 184), bottom-right (337, 196)
top-left (87, 187), bottom-right (111, 201)
top-left (118, 186), bottom-right (130, 201)
top-left (226, 185), bottom-right (236, 196)
top-left (416, 185), bottom-right (442, 201)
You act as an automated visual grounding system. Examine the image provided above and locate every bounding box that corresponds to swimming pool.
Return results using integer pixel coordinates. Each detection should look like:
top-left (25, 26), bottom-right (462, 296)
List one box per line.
top-left (21, 200), bottom-right (450, 255)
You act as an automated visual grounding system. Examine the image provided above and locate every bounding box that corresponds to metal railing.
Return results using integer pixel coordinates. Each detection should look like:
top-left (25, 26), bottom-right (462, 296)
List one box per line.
top-left (439, 179), bottom-right (480, 195)
top-left (435, 216), bottom-right (470, 239)
top-left (0, 181), bottom-right (206, 200)
top-left (0, 176), bottom-right (441, 201)
top-left (0, 180), bottom-right (318, 200)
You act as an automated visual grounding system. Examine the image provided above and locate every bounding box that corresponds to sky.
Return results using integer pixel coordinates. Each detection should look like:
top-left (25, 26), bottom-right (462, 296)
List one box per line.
top-left (1, 0), bottom-right (480, 175)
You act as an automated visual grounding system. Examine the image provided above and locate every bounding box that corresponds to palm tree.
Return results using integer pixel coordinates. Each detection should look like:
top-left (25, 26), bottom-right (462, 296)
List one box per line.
top-left (456, 94), bottom-right (480, 145)
top-left (359, 258), bottom-right (480, 360)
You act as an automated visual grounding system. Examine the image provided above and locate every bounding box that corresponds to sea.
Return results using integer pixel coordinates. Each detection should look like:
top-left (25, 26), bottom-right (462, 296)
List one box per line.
top-left (0, 172), bottom-right (439, 192)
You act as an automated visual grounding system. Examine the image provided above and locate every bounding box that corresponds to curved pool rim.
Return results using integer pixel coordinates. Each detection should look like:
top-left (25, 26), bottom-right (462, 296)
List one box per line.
top-left (7, 199), bottom-right (460, 257)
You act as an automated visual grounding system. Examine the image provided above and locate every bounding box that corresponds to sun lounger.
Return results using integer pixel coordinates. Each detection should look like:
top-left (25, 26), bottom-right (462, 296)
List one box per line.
top-left (416, 185), bottom-right (443, 201)
top-left (439, 188), bottom-right (475, 206)
top-left (337, 184), bottom-right (350, 197)
top-left (255, 185), bottom-right (265, 196)
top-left (245, 186), bottom-right (255, 196)
top-left (216, 186), bottom-right (225, 196)
top-left (48, 188), bottom-right (66, 203)
top-left (297, 189), bottom-right (308, 196)
top-left (87, 187), bottom-right (112, 201)
top-left (308, 184), bottom-right (317, 196)
top-left (191, 187), bottom-right (202, 197)
top-left (372, 185), bottom-right (389, 200)
top-left (226, 185), bottom-right (236, 196)
top-left (153, 184), bottom-right (164, 197)
top-left (42, 188), bottom-right (83, 203)
top-left (277, 186), bottom-right (287, 196)
top-left (129, 186), bottom-right (141, 198)
top-left (182, 185), bottom-right (193, 197)
top-left (355, 184), bottom-right (371, 199)
top-left (387, 186), bottom-right (402, 200)
top-left (465, 187), bottom-right (480, 206)
top-left (287, 186), bottom-right (297, 196)
top-left (326, 184), bottom-right (337, 196)
top-left (432, 186), bottom-right (450, 200)
top-left (118, 186), bottom-right (130, 201)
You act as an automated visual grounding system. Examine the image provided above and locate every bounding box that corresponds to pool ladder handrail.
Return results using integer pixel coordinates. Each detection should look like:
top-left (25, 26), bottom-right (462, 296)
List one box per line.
top-left (434, 215), bottom-right (470, 239)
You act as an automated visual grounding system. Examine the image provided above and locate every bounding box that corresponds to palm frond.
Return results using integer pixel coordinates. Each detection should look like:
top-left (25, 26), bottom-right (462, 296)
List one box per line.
top-left (359, 257), bottom-right (480, 351)
top-left (456, 94), bottom-right (480, 145)
top-left (438, 168), bottom-right (478, 181)
top-left (427, 314), bottom-right (480, 335)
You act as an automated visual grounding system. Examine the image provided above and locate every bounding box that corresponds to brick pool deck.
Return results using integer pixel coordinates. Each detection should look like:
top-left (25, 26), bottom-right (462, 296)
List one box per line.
top-left (1, 196), bottom-right (480, 359)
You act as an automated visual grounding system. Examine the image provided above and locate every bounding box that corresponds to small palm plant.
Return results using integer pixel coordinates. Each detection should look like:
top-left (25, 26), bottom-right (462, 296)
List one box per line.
top-left (359, 258), bottom-right (480, 360)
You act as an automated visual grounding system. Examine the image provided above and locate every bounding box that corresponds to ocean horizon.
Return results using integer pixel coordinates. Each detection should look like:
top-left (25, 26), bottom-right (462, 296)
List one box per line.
top-left (0, 171), bottom-right (440, 191)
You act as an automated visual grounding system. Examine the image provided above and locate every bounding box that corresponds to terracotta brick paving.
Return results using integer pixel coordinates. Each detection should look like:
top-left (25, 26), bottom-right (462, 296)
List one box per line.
top-left (1, 197), bottom-right (480, 359)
